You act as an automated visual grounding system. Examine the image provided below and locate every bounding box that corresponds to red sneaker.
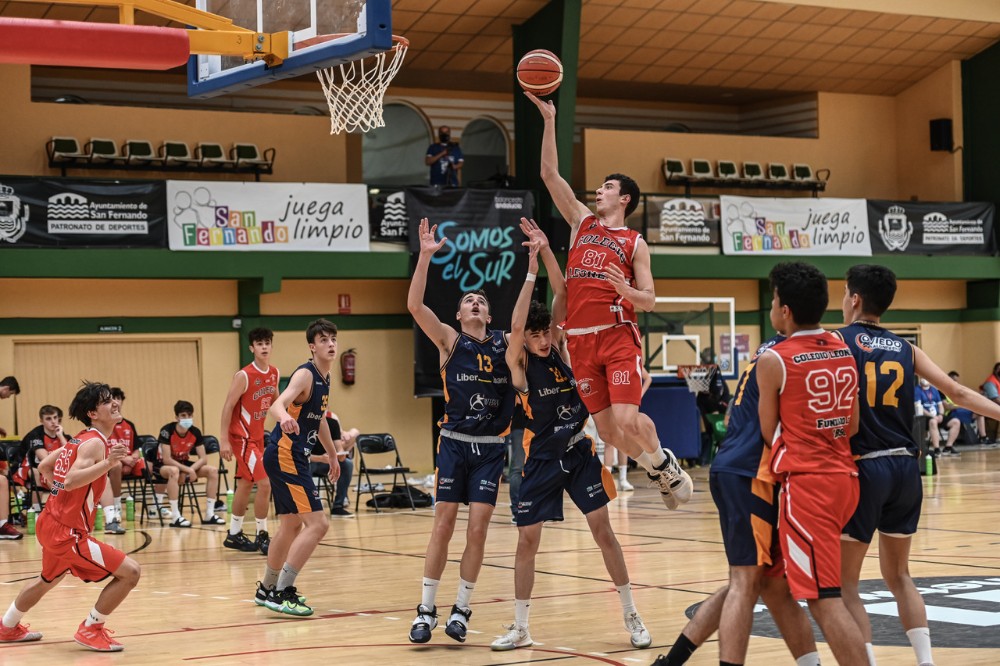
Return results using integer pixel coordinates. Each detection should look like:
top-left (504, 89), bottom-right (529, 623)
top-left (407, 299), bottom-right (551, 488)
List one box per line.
top-left (73, 621), bottom-right (124, 652)
top-left (0, 523), bottom-right (23, 540)
top-left (0, 622), bottom-right (42, 642)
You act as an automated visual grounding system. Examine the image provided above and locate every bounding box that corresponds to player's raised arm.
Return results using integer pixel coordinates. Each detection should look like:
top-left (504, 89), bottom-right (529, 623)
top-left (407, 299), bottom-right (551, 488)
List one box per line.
top-left (756, 350), bottom-right (783, 444)
top-left (914, 345), bottom-right (1000, 420)
top-left (524, 92), bottom-right (592, 230)
top-left (407, 218), bottom-right (459, 356)
top-left (605, 238), bottom-right (656, 312)
top-left (507, 236), bottom-right (542, 392)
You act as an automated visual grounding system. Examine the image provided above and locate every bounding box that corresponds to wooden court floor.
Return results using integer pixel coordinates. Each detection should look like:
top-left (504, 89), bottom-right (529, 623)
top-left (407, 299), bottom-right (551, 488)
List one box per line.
top-left (2, 449), bottom-right (1000, 665)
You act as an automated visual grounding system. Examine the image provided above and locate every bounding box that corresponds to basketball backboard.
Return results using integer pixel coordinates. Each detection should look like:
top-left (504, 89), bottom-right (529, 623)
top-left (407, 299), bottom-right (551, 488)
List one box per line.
top-left (642, 297), bottom-right (738, 381)
top-left (189, 0), bottom-right (393, 98)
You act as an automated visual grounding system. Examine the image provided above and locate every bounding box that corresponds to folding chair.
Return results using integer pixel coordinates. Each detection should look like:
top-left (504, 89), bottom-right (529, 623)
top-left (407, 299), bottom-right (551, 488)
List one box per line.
top-left (137, 436), bottom-right (166, 526)
top-left (201, 435), bottom-right (229, 496)
top-left (354, 434), bottom-right (414, 513)
top-left (4, 441), bottom-right (48, 513)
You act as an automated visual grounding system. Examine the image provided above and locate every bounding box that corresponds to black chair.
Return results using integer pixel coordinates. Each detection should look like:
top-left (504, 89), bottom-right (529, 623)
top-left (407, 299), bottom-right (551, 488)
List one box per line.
top-left (4, 440), bottom-right (49, 513)
top-left (201, 435), bottom-right (229, 498)
top-left (137, 436), bottom-right (166, 526)
top-left (354, 434), bottom-right (414, 513)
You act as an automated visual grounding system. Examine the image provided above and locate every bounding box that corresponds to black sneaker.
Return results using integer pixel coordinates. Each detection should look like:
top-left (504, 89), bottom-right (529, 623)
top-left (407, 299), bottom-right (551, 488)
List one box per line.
top-left (944, 447), bottom-right (961, 456)
top-left (331, 507), bottom-right (352, 517)
top-left (444, 604), bottom-right (472, 643)
top-left (408, 604), bottom-right (437, 644)
top-left (255, 530), bottom-right (270, 555)
top-left (254, 581), bottom-right (271, 606)
top-left (224, 532), bottom-right (258, 552)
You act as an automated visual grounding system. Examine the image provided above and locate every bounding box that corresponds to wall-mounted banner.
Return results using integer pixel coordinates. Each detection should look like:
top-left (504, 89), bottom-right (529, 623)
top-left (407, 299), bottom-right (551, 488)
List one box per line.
top-left (406, 187), bottom-right (533, 397)
top-left (647, 196), bottom-right (720, 246)
top-left (721, 195), bottom-right (871, 256)
top-left (369, 187), bottom-right (408, 244)
top-left (868, 200), bottom-right (996, 255)
top-left (166, 181), bottom-right (369, 251)
top-left (0, 177), bottom-right (165, 247)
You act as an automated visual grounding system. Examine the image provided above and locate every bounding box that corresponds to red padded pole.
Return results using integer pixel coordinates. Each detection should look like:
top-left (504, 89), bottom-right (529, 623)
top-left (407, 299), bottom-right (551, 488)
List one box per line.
top-left (0, 17), bottom-right (190, 70)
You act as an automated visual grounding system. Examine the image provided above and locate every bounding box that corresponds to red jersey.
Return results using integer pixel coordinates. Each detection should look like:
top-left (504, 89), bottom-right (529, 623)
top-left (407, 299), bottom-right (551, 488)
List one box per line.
top-left (767, 331), bottom-right (859, 477)
top-left (157, 423), bottom-right (203, 463)
top-left (46, 429), bottom-right (109, 532)
top-left (565, 215), bottom-right (641, 330)
top-left (228, 362), bottom-right (279, 443)
top-left (109, 418), bottom-right (138, 455)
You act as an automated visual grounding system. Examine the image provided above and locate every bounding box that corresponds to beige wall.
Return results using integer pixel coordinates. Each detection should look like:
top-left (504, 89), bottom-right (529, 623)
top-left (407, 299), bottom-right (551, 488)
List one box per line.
top-left (260, 280), bottom-right (408, 316)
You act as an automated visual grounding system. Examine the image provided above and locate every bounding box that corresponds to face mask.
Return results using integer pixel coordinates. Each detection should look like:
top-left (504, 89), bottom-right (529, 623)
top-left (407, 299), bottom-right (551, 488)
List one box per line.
top-left (439, 133), bottom-right (450, 143)
top-left (179, 418), bottom-right (194, 429)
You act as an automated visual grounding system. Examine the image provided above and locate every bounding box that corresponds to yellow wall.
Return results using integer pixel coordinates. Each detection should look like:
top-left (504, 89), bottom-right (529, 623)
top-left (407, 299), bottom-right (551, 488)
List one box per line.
top-left (260, 280), bottom-right (408, 315)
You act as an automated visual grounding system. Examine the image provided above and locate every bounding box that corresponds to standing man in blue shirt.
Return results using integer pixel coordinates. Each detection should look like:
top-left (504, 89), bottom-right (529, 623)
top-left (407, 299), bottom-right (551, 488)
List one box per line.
top-left (426, 126), bottom-right (463, 187)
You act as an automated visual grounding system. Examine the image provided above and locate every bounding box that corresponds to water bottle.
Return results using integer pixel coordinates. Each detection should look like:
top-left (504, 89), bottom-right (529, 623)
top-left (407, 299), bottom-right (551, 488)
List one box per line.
top-left (925, 451), bottom-right (933, 476)
top-left (126, 496), bottom-right (135, 522)
top-left (94, 505), bottom-right (105, 532)
top-left (26, 509), bottom-right (35, 535)
top-left (227, 489), bottom-right (234, 513)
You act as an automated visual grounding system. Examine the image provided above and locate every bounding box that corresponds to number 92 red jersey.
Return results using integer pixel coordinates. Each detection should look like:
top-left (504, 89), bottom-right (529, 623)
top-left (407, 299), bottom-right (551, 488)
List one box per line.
top-left (766, 331), bottom-right (859, 477)
top-left (565, 215), bottom-right (641, 330)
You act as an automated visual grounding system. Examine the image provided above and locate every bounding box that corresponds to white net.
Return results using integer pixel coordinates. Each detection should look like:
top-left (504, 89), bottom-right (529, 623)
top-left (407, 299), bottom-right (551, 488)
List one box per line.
top-left (679, 365), bottom-right (716, 394)
top-left (316, 36), bottom-right (408, 134)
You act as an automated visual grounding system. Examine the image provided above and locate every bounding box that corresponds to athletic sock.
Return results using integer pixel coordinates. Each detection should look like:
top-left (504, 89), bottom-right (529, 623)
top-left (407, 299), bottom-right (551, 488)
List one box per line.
top-left (2, 602), bottom-right (25, 629)
top-left (0, 519), bottom-right (7, 529)
top-left (113, 497), bottom-right (122, 516)
top-left (255, 518), bottom-right (267, 534)
top-left (906, 627), bottom-right (932, 665)
top-left (616, 583), bottom-right (637, 615)
top-left (229, 514), bottom-right (244, 536)
top-left (514, 599), bottom-right (530, 627)
top-left (455, 578), bottom-right (475, 610)
top-left (421, 577), bottom-right (439, 608)
top-left (103, 505), bottom-right (115, 523)
top-left (619, 465), bottom-right (628, 483)
top-left (169, 499), bottom-right (180, 520)
top-left (84, 607), bottom-right (108, 627)
top-left (865, 642), bottom-right (877, 665)
top-left (662, 632), bottom-right (697, 665)
top-left (262, 566), bottom-right (280, 590)
top-left (204, 498), bottom-right (215, 520)
top-left (276, 562), bottom-right (300, 591)
top-left (156, 493), bottom-right (166, 506)
top-left (650, 446), bottom-right (668, 468)
top-left (796, 652), bottom-right (821, 666)
top-left (636, 448), bottom-right (668, 473)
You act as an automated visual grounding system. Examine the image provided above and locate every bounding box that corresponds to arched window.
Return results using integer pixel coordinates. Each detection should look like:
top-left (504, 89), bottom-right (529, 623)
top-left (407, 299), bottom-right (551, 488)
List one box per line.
top-left (460, 117), bottom-right (509, 187)
top-left (362, 102), bottom-right (432, 186)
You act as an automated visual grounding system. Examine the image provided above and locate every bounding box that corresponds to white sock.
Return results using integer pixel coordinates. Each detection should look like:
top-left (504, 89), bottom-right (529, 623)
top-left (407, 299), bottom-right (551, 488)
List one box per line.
top-left (616, 583), bottom-right (636, 615)
top-left (796, 652), bottom-right (821, 666)
top-left (156, 493), bottom-right (166, 505)
top-left (514, 599), bottom-right (530, 627)
top-left (635, 449), bottom-right (667, 473)
top-left (619, 465), bottom-right (628, 482)
top-left (205, 498), bottom-right (215, 519)
top-left (906, 627), bottom-right (933, 665)
top-left (113, 497), bottom-right (122, 514)
top-left (865, 642), bottom-right (877, 665)
top-left (169, 499), bottom-right (180, 519)
top-left (0, 519), bottom-right (7, 528)
top-left (229, 514), bottom-right (244, 536)
top-left (421, 577), bottom-right (439, 608)
top-left (30, 504), bottom-right (41, 512)
top-left (605, 464), bottom-right (613, 476)
top-left (455, 578), bottom-right (475, 610)
top-left (103, 505), bottom-right (115, 523)
top-left (84, 607), bottom-right (108, 627)
top-left (256, 518), bottom-right (267, 534)
top-left (648, 447), bottom-right (667, 468)
top-left (2, 602), bottom-right (25, 629)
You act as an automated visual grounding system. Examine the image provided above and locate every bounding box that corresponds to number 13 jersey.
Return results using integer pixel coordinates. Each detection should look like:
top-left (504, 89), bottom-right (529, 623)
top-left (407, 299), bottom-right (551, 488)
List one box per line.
top-left (565, 215), bottom-right (641, 330)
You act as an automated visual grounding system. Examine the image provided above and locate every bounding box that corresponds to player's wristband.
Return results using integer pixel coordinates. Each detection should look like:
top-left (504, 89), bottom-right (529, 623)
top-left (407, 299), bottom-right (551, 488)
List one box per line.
top-left (525, 273), bottom-right (536, 283)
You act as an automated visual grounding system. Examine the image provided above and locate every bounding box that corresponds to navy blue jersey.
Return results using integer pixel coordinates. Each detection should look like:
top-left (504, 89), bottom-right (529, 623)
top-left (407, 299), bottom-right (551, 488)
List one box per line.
top-left (440, 330), bottom-right (514, 438)
top-left (835, 322), bottom-right (917, 456)
top-left (711, 335), bottom-right (785, 480)
top-left (518, 349), bottom-right (590, 460)
top-left (269, 361), bottom-right (330, 469)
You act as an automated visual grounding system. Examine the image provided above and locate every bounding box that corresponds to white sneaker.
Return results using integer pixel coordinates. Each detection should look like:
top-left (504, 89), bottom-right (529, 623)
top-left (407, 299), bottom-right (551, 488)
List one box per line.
top-left (624, 611), bottom-right (651, 648)
top-left (618, 477), bottom-right (635, 492)
top-left (646, 449), bottom-right (692, 509)
top-left (491, 624), bottom-right (533, 651)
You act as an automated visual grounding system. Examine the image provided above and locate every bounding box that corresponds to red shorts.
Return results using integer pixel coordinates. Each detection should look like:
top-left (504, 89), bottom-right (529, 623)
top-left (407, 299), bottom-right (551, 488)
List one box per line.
top-left (233, 437), bottom-right (267, 483)
top-left (121, 457), bottom-right (146, 477)
top-left (566, 324), bottom-right (642, 413)
top-left (778, 473), bottom-right (859, 600)
top-left (36, 513), bottom-right (126, 584)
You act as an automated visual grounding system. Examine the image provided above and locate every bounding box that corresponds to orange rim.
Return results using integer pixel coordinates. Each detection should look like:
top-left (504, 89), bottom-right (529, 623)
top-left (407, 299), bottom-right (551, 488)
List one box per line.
top-left (295, 33), bottom-right (408, 52)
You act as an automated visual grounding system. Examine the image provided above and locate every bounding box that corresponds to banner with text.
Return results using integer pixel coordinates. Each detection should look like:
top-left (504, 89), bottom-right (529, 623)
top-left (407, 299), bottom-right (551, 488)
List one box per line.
top-left (166, 181), bottom-right (369, 251)
top-left (868, 200), bottom-right (996, 255)
top-left (369, 187), bottom-right (408, 244)
top-left (720, 195), bottom-right (871, 256)
top-left (0, 177), bottom-right (165, 248)
top-left (406, 187), bottom-right (533, 397)
top-left (647, 196), bottom-right (720, 246)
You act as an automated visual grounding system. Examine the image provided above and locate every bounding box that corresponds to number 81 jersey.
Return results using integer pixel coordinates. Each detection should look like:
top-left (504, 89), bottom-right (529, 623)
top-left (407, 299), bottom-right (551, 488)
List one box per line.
top-left (565, 215), bottom-right (641, 329)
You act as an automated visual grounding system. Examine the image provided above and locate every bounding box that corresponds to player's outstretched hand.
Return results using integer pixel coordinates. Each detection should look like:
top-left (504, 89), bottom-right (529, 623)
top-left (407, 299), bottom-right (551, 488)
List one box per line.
top-left (604, 263), bottom-right (629, 295)
top-left (524, 92), bottom-right (556, 121)
top-left (280, 414), bottom-right (300, 436)
top-left (519, 217), bottom-right (549, 251)
top-left (418, 218), bottom-right (447, 256)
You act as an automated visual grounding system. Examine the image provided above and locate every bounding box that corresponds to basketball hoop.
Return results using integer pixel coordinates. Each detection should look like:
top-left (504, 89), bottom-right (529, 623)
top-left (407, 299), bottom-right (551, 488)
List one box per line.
top-left (678, 364), bottom-right (717, 394)
top-left (304, 34), bottom-right (408, 134)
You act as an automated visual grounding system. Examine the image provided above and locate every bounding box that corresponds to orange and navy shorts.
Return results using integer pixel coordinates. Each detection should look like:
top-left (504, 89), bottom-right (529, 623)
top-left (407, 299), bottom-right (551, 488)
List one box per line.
top-left (37, 513), bottom-right (127, 584)
top-left (778, 472), bottom-right (859, 600)
top-left (233, 437), bottom-right (267, 483)
top-left (263, 440), bottom-right (321, 515)
top-left (710, 471), bottom-right (783, 575)
top-left (566, 324), bottom-right (643, 414)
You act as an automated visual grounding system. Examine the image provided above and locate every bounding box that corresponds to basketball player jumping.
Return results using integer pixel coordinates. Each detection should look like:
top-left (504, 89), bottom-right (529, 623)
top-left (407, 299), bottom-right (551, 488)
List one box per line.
top-left (220, 327), bottom-right (278, 555)
top-left (407, 218), bottom-right (516, 644)
top-left (526, 92), bottom-right (691, 508)
top-left (0, 382), bottom-right (141, 652)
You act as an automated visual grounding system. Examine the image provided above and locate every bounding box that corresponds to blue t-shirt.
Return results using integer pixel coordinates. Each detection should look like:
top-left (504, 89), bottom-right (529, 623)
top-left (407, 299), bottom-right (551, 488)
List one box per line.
top-left (984, 381), bottom-right (1000, 400)
top-left (427, 142), bottom-right (463, 186)
top-left (916, 385), bottom-right (942, 414)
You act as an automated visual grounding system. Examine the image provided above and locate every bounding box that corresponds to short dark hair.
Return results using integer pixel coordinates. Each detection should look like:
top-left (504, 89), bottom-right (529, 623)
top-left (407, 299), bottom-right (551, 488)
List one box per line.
top-left (69, 382), bottom-right (112, 427)
top-left (769, 262), bottom-right (828, 327)
top-left (0, 376), bottom-right (20, 394)
top-left (39, 404), bottom-right (62, 419)
top-left (525, 301), bottom-right (552, 334)
top-left (457, 289), bottom-right (491, 314)
top-left (948, 370), bottom-right (960, 380)
top-left (845, 264), bottom-right (897, 318)
top-left (110, 387), bottom-right (126, 401)
top-left (174, 400), bottom-right (195, 416)
top-left (306, 318), bottom-right (337, 344)
top-left (605, 173), bottom-right (640, 218)
top-left (248, 327), bottom-right (273, 345)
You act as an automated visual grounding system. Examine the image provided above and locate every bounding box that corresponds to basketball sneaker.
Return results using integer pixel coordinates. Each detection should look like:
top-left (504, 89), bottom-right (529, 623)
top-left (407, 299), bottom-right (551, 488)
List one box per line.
top-left (0, 622), bottom-right (41, 642)
top-left (0, 523), bottom-right (24, 540)
top-left (74, 621), bottom-right (124, 652)
top-left (265, 587), bottom-right (312, 616)
top-left (255, 530), bottom-right (270, 555)
top-left (223, 532), bottom-right (258, 552)
top-left (408, 604), bottom-right (438, 644)
top-left (444, 604), bottom-right (472, 643)
top-left (104, 519), bottom-right (126, 535)
top-left (647, 450), bottom-right (693, 510)
top-left (490, 624), bottom-right (532, 651)
top-left (624, 611), bottom-right (651, 648)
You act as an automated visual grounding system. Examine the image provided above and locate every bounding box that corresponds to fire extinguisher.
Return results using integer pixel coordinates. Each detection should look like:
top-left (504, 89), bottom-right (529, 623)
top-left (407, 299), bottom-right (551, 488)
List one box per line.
top-left (341, 348), bottom-right (357, 385)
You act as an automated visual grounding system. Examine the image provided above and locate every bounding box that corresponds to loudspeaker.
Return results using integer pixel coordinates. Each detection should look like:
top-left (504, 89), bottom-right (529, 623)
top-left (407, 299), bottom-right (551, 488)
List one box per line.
top-left (930, 118), bottom-right (953, 152)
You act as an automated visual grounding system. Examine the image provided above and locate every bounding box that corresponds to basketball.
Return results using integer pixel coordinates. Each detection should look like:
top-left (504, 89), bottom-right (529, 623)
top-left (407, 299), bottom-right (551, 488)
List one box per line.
top-left (517, 49), bottom-right (563, 97)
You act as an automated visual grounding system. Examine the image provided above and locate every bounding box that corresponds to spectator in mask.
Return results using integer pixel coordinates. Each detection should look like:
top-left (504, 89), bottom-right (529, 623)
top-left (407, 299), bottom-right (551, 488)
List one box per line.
top-left (426, 126), bottom-right (463, 187)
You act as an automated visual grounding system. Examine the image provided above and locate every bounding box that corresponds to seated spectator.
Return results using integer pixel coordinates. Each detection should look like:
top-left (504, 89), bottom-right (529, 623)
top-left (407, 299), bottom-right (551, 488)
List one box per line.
top-left (0, 376), bottom-right (21, 437)
top-left (308, 411), bottom-right (358, 517)
top-left (915, 376), bottom-right (946, 455)
top-left (944, 371), bottom-right (991, 447)
top-left (156, 400), bottom-right (222, 527)
top-left (981, 363), bottom-right (1000, 439)
top-left (694, 353), bottom-right (730, 467)
top-left (0, 475), bottom-right (21, 540)
top-left (21, 405), bottom-right (68, 507)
